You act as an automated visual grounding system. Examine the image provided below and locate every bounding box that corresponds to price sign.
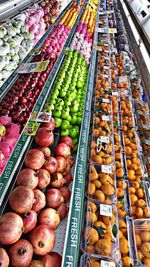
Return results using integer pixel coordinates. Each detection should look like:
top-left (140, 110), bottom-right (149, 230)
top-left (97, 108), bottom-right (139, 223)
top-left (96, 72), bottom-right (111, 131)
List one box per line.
top-left (24, 121), bottom-right (40, 136)
top-left (101, 260), bottom-right (115, 267)
top-left (16, 60), bottom-right (49, 73)
top-left (101, 165), bottom-right (112, 173)
top-left (102, 115), bottom-right (110, 121)
top-left (100, 204), bottom-right (112, 216)
top-left (96, 27), bottom-right (108, 33)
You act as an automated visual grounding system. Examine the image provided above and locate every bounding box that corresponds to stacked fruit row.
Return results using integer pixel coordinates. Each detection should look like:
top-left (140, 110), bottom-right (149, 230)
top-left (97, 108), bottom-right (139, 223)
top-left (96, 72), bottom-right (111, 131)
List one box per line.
top-left (0, 118), bottom-right (76, 266)
top-left (43, 49), bottom-right (88, 151)
top-left (80, 0), bottom-right (150, 265)
top-left (0, 4), bottom-right (81, 174)
top-left (40, 0), bottom-right (60, 30)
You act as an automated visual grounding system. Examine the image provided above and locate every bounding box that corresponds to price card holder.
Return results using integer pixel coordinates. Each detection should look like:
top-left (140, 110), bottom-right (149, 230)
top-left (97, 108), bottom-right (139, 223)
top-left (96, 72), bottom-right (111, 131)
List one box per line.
top-left (101, 260), bottom-right (115, 267)
top-left (101, 165), bottom-right (112, 173)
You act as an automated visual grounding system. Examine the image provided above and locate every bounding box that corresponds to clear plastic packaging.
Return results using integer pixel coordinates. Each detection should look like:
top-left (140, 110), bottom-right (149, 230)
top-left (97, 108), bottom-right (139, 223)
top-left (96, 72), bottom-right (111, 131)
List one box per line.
top-left (94, 97), bottom-right (113, 116)
top-left (128, 181), bottom-right (150, 219)
top-left (91, 114), bottom-right (114, 137)
top-left (81, 200), bottom-right (120, 262)
top-left (80, 253), bottom-right (119, 267)
top-left (117, 180), bottom-right (129, 217)
top-left (86, 163), bottom-right (117, 203)
top-left (120, 96), bottom-right (134, 116)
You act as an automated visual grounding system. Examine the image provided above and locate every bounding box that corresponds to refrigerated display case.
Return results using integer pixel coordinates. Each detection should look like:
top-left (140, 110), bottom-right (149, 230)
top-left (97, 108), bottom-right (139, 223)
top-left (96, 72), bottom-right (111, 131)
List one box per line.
top-left (0, 0), bottom-right (150, 266)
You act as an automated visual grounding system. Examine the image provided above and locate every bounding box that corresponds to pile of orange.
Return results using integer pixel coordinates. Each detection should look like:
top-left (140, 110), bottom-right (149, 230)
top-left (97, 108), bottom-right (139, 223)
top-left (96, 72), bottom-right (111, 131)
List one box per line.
top-left (60, 3), bottom-right (80, 29)
top-left (135, 220), bottom-right (150, 265)
top-left (84, 201), bottom-right (118, 257)
top-left (129, 181), bottom-right (149, 218)
top-left (117, 181), bottom-right (127, 217)
top-left (92, 115), bottom-right (113, 137)
top-left (88, 164), bottom-right (116, 202)
top-left (90, 138), bottom-right (114, 165)
top-left (119, 219), bottom-right (133, 267)
top-left (116, 53), bottom-right (125, 75)
top-left (81, 5), bottom-right (97, 37)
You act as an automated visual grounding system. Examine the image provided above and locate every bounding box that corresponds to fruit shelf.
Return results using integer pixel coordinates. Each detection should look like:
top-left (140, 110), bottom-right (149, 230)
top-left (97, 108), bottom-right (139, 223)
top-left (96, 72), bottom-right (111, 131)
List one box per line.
top-left (61, 3), bottom-right (99, 267)
top-left (0, 0), bottom-right (87, 205)
top-left (0, 0), bottom-right (73, 100)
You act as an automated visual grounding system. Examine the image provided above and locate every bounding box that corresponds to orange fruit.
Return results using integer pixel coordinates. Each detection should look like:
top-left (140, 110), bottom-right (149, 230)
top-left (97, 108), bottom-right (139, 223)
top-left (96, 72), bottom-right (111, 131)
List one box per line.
top-left (95, 239), bottom-right (111, 256)
top-left (122, 256), bottom-right (132, 267)
top-left (143, 257), bottom-right (150, 265)
top-left (88, 202), bottom-right (97, 213)
top-left (141, 242), bottom-right (150, 257)
top-left (141, 232), bottom-right (150, 242)
top-left (136, 188), bottom-right (144, 198)
top-left (136, 199), bottom-right (146, 208)
top-left (120, 237), bottom-right (129, 254)
top-left (135, 234), bottom-right (142, 246)
top-left (88, 183), bottom-right (96, 195)
top-left (84, 227), bottom-right (99, 245)
top-left (94, 190), bottom-right (105, 201)
top-left (130, 194), bottom-right (138, 205)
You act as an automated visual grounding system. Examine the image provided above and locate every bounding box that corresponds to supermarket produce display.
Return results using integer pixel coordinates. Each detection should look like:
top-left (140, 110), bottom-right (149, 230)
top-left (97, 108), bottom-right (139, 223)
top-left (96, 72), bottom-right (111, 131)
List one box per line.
top-left (0, 0), bottom-right (150, 266)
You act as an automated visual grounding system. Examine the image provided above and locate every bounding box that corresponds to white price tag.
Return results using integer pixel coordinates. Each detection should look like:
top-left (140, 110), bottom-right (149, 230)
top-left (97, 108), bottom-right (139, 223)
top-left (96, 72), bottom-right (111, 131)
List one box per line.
top-left (97, 27), bottom-right (108, 33)
top-left (100, 136), bottom-right (110, 143)
top-left (101, 165), bottom-right (112, 173)
top-left (119, 76), bottom-right (128, 84)
top-left (101, 260), bottom-right (115, 267)
top-left (100, 204), bottom-right (112, 217)
top-left (103, 66), bottom-right (109, 70)
top-left (102, 115), bottom-right (110, 121)
top-left (102, 98), bottom-right (110, 103)
top-left (112, 91), bottom-right (119, 96)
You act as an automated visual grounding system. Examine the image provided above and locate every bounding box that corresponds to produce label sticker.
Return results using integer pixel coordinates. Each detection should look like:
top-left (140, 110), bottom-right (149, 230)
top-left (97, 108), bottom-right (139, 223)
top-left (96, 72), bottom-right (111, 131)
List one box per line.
top-left (96, 27), bottom-right (108, 33)
top-left (23, 121), bottom-right (40, 136)
top-left (102, 115), bottom-right (110, 121)
top-left (102, 98), bottom-right (110, 103)
top-left (35, 111), bottom-right (52, 123)
top-left (112, 91), bottom-right (119, 96)
top-left (101, 260), bottom-right (115, 267)
top-left (100, 136), bottom-right (110, 143)
top-left (101, 165), bottom-right (112, 173)
top-left (108, 28), bottom-right (117, 34)
top-left (100, 204), bottom-right (112, 217)
top-left (16, 60), bottom-right (49, 73)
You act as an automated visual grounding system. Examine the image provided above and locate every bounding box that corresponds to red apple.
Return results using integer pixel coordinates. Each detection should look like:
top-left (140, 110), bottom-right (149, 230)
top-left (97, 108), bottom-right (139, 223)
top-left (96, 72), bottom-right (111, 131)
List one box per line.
top-left (60, 136), bottom-right (74, 148)
top-left (35, 127), bottom-right (54, 147)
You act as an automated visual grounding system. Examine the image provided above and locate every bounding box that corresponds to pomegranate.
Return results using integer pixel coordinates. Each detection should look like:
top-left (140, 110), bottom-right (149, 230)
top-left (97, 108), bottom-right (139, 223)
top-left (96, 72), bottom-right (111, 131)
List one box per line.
top-left (38, 208), bottom-right (60, 230)
top-left (9, 239), bottom-right (33, 267)
top-left (30, 225), bottom-right (55, 255)
top-left (32, 189), bottom-right (46, 212)
top-left (43, 156), bottom-right (58, 174)
top-left (55, 143), bottom-right (71, 158)
top-left (60, 186), bottom-right (71, 202)
top-left (42, 117), bottom-right (56, 131)
top-left (62, 163), bottom-right (71, 177)
top-left (41, 252), bottom-right (62, 267)
top-left (16, 168), bottom-right (38, 189)
top-left (37, 169), bottom-right (51, 189)
top-left (57, 203), bottom-right (69, 219)
top-left (60, 136), bottom-right (74, 148)
top-left (38, 147), bottom-right (51, 159)
top-left (29, 260), bottom-right (44, 267)
top-left (46, 188), bottom-right (64, 209)
top-left (25, 149), bottom-right (45, 170)
top-left (35, 127), bottom-right (54, 147)
top-left (55, 156), bottom-right (67, 172)
top-left (50, 172), bottom-right (64, 188)
top-left (9, 186), bottom-right (34, 214)
top-left (0, 248), bottom-right (9, 267)
top-left (22, 210), bottom-right (37, 234)
top-left (0, 212), bottom-right (23, 245)
top-left (63, 171), bottom-right (73, 185)
top-left (66, 155), bottom-right (75, 167)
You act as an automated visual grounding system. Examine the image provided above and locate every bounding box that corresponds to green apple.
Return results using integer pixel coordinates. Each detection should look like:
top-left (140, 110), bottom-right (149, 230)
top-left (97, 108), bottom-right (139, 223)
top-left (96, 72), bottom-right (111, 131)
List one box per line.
top-left (52, 109), bottom-right (61, 118)
top-left (73, 138), bottom-right (78, 145)
top-left (59, 90), bottom-right (67, 98)
top-left (61, 111), bottom-right (70, 120)
top-left (54, 117), bottom-right (62, 127)
top-left (61, 120), bottom-right (71, 130)
top-left (70, 115), bottom-right (77, 125)
top-left (69, 128), bottom-right (78, 138)
top-left (77, 117), bottom-right (82, 125)
top-left (61, 129), bottom-right (70, 136)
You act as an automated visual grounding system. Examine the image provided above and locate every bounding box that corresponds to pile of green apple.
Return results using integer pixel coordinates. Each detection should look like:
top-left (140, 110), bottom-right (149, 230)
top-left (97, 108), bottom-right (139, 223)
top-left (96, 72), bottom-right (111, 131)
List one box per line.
top-left (43, 49), bottom-right (88, 151)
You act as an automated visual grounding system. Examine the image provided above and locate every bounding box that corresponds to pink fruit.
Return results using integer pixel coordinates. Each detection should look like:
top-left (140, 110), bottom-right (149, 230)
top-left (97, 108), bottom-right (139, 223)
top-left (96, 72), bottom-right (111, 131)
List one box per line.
top-left (9, 186), bottom-right (34, 214)
top-left (30, 225), bottom-right (55, 255)
top-left (29, 260), bottom-right (44, 267)
top-left (57, 203), bottom-right (69, 219)
top-left (46, 188), bottom-right (64, 209)
top-left (16, 168), bottom-right (38, 189)
top-left (55, 143), bottom-right (71, 158)
top-left (32, 189), bottom-right (46, 212)
top-left (66, 155), bottom-right (75, 167)
top-left (25, 149), bottom-right (45, 170)
top-left (60, 186), bottom-right (71, 202)
top-left (43, 156), bottom-right (58, 174)
top-left (39, 208), bottom-right (60, 230)
top-left (0, 151), bottom-right (5, 168)
top-left (9, 239), bottom-right (33, 267)
top-left (35, 127), bottom-right (54, 147)
top-left (41, 252), bottom-right (62, 267)
top-left (55, 156), bottom-right (67, 173)
top-left (7, 123), bottom-right (20, 138)
top-left (0, 248), bottom-right (9, 267)
top-left (0, 115), bottom-right (12, 126)
top-left (42, 117), bottom-right (56, 131)
top-left (22, 210), bottom-right (37, 234)
top-left (37, 169), bottom-right (51, 189)
top-left (0, 212), bottom-right (23, 245)
top-left (51, 172), bottom-right (64, 188)
top-left (62, 161), bottom-right (71, 176)
top-left (60, 136), bottom-right (74, 148)
top-left (38, 147), bottom-right (51, 159)
top-left (63, 171), bottom-right (73, 185)
top-left (0, 142), bottom-right (12, 157)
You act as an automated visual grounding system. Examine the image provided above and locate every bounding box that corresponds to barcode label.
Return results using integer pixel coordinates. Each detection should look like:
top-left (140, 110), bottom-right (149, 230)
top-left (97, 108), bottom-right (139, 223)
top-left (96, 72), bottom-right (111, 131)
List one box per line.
top-left (101, 165), bottom-right (112, 173)
top-left (100, 204), bottom-right (112, 217)
top-left (102, 115), bottom-right (110, 121)
top-left (101, 260), bottom-right (115, 267)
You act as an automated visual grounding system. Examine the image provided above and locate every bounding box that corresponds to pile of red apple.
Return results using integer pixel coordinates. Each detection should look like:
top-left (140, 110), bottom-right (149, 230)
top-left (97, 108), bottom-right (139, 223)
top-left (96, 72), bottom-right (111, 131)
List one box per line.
top-left (40, 0), bottom-right (60, 29)
top-left (0, 117), bottom-right (75, 266)
top-left (0, 116), bottom-right (20, 174)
